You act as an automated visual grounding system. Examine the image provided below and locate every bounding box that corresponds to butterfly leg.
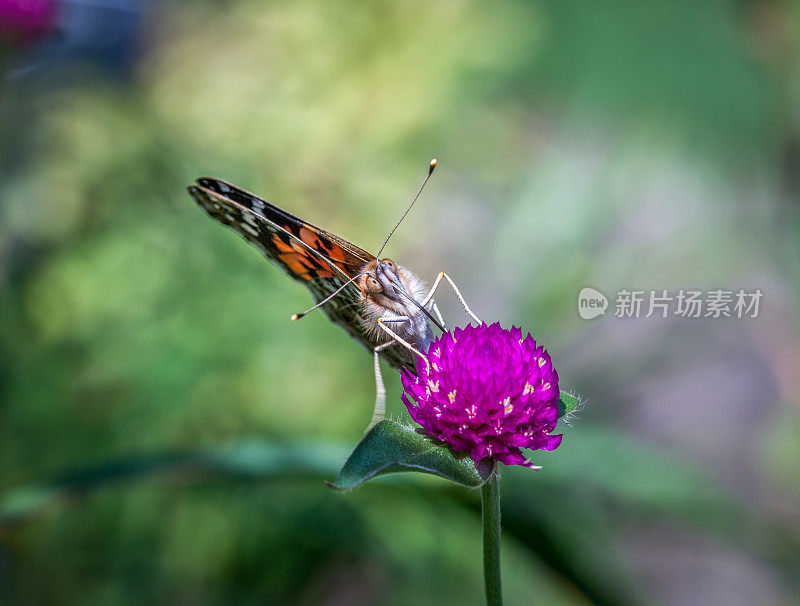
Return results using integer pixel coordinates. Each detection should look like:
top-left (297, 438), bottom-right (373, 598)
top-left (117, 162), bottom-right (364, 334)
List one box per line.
top-left (429, 301), bottom-right (447, 331)
top-left (377, 317), bottom-right (428, 365)
top-left (366, 316), bottom-right (412, 431)
top-left (368, 349), bottom-right (387, 430)
top-left (421, 272), bottom-right (482, 325)
top-left (367, 340), bottom-right (395, 430)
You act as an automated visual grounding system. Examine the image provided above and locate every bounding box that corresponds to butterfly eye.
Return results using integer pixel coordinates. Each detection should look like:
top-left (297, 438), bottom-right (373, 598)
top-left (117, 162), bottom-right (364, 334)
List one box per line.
top-left (381, 258), bottom-right (397, 273)
top-left (366, 275), bottom-right (382, 292)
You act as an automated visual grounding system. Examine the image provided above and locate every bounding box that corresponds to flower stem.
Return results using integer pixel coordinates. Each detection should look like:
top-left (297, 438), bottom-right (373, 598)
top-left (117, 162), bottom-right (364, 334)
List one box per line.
top-left (481, 471), bottom-right (503, 606)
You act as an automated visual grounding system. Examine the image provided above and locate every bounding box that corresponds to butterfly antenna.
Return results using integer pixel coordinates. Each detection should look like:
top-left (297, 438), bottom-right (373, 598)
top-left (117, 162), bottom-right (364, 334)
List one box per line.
top-left (290, 273), bottom-right (364, 321)
top-left (376, 159), bottom-right (437, 258)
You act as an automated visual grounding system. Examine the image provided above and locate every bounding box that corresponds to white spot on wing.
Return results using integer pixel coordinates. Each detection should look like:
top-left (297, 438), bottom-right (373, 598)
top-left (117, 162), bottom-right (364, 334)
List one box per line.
top-left (240, 223), bottom-right (258, 236)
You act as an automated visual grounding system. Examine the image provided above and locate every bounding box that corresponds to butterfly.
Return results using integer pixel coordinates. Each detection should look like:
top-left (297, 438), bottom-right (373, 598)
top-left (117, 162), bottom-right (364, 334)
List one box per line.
top-left (187, 161), bottom-right (481, 426)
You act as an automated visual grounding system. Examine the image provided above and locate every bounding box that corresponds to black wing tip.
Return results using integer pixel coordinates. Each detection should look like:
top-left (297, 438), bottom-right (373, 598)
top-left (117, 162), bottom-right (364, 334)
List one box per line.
top-left (187, 179), bottom-right (228, 198)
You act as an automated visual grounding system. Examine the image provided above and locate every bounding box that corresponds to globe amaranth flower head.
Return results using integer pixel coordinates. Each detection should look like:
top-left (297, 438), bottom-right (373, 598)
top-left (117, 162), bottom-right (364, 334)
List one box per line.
top-left (401, 323), bottom-right (562, 469)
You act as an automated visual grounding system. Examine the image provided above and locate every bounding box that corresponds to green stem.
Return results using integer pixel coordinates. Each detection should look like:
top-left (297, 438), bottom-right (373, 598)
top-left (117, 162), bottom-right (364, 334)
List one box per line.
top-left (481, 470), bottom-right (503, 606)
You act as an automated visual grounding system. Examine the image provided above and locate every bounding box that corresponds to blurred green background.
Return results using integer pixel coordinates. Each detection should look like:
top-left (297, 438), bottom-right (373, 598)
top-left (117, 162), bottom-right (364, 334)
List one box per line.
top-left (2, 0), bottom-right (800, 604)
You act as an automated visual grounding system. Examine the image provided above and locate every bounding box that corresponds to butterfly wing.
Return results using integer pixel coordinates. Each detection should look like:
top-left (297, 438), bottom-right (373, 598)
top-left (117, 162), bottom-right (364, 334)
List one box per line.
top-left (187, 178), bottom-right (416, 369)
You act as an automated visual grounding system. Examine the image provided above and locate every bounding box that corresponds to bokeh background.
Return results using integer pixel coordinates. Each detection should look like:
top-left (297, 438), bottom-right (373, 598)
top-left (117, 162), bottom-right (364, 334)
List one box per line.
top-left (2, 1), bottom-right (800, 604)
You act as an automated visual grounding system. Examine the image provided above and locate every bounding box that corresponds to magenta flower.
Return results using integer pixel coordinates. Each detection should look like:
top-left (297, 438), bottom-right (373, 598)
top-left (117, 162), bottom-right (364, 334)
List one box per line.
top-left (401, 323), bottom-right (562, 469)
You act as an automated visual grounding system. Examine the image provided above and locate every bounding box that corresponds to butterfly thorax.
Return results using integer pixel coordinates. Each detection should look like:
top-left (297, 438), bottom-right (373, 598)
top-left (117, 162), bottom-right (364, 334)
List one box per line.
top-left (358, 258), bottom-right (434, 352)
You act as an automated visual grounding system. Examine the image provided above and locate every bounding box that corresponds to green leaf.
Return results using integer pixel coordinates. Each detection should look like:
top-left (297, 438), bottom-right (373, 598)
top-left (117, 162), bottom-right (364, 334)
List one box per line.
top-left (330, 420), bottom-right (486, 490)
top-left (558, 391), bottom-right (582, 419)
top-left (332, 390), bottom-right (583, 490)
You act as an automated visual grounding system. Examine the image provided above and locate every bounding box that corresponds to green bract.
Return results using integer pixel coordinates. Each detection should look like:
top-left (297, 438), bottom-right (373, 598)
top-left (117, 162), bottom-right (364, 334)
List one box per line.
top-left (332, 391), bottom-right (581, 489)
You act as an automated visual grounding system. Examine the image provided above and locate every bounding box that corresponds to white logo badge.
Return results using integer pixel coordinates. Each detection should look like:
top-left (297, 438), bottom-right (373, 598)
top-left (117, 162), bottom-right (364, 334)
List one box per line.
top-left (578, 287), bottom-right (608, 320)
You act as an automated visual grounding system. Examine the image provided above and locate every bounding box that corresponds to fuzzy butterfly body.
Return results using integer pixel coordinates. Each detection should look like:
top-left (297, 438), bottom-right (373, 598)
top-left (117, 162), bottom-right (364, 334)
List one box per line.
top-left (187, 178), bottom-right (429, 370)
